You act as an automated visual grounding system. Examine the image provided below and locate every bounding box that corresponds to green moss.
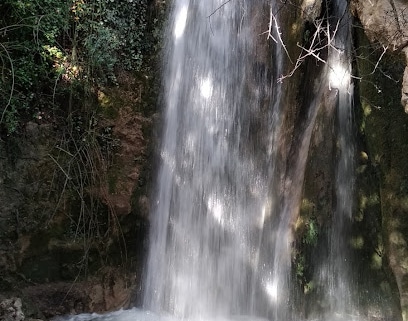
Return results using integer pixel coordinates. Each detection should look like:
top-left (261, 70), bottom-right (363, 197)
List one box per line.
top-left (371, 252), bottom-right (382, 270)
top-left (97, 90), bottom-right (120, 119)
top-left (295, 253), bottom-right (305, 277)
top-left (304, 218), bottom-right (319, 246)
top-left (304, 281), bottom-right (315, 294)
top-left (301, 198), bottom-right (315, 213)
top-left (350, 235), bottom-right (365, 249)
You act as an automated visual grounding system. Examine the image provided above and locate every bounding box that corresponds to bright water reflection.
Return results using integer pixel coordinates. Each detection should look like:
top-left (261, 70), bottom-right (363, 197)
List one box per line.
top-left (199, 76), bottom-right (213, 99)
top-left (329, 63), bottom-right (351, 89)
top-left (174, 5), bottom-right (188, 39)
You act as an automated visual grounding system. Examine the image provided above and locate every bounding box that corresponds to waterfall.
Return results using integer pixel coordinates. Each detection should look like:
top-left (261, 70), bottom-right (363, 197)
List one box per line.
top-left (55, 1), bottom-right (395, 320)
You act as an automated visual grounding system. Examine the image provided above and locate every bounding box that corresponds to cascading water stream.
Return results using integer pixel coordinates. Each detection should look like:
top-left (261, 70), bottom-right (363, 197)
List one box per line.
top-left (143, 1), bottom-right (285, 319)
top-left (317, 0), bottom-right (356, 319)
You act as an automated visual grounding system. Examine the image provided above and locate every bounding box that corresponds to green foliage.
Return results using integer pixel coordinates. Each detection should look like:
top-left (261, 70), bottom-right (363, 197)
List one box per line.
top-left (83, 26), bottom-right (120, 83)
top-left (0, 0), bottom-right (162, 134)
top-left (76, 0), bottom-right (149, 84)
top-left (293, 218), bottom-right (319, 288)
top-left (303, 217), bottom-right (319, 246)
top-left (0, 0), bottom-right (70, 134)
top-left (295, 253), bottom-right (305, 278)
top-left (106, 0), bottom-right (148, 70)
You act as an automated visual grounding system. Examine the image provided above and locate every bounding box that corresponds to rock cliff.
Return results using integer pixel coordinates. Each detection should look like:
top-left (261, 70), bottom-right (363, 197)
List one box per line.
top-left (352, 0), bottom-right (408, 319)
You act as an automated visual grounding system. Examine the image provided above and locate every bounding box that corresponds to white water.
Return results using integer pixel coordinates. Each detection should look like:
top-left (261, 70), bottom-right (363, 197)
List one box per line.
top-left (53, 308), bottom-right (269, 321)
top-left (143, 1), bottom-right (284, 319)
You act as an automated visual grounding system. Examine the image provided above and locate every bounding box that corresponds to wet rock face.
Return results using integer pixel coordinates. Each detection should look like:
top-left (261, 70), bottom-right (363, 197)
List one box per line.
top-left (354, 9), bottom-right (408, 321)
top-left (0, 70), bottom-right (152, 318)
top-left (351, 0), bottom-right (408, 112)
top-left (0, 298), bottom-right (24, 321)
top-left (0, 270), bottom-right (138, 319)
top-left (19, 268), bottom-right (137, 318)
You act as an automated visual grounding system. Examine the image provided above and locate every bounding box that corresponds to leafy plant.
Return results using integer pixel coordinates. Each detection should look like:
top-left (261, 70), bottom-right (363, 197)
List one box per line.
top-left (0, 0), bottom-right (70, 134)
top-left (0, 0), bottom-right (158, 134)
top-left (303, 217), bottom-right (319, 246)
top-left (76, 0), bottom-right (149, 85)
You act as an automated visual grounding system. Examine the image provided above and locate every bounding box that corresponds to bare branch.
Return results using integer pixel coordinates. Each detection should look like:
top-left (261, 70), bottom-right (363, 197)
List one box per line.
top-left (208, 0), bottom-right (235, 18)
top-left (266, 8), bottom-right (293, 64)
top-left (277, 15), bottom-right (344, 82)
top-left (369, 45), bottom-right (388, 75)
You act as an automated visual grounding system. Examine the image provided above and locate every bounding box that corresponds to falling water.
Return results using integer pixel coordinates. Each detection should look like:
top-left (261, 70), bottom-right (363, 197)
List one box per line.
top-left (143, 0), bottom-right (285, 319)
top-left (315, 0), bottom-right (356, 319)
top-left (143, 0), bottom-right (357, 320)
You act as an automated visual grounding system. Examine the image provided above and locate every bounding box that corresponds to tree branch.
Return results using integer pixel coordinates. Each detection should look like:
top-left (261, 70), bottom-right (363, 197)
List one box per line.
top-left (207, 0), bottom-right (235, 18)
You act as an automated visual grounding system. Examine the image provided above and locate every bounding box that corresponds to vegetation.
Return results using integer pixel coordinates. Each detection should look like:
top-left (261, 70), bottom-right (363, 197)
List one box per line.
top-left (0, 0), bottom-right (164, 135)
top-left (0, 0), bottom-right (165, 283)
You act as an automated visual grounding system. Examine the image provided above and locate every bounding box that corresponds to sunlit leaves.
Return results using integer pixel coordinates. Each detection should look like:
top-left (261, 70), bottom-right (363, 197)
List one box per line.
top-left (0, 0), bottom-right (158, 134)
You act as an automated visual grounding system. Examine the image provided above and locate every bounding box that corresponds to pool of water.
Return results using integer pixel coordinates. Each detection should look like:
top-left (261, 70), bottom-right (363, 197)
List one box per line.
top-left (53, 309), bottom-right (272, 321)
